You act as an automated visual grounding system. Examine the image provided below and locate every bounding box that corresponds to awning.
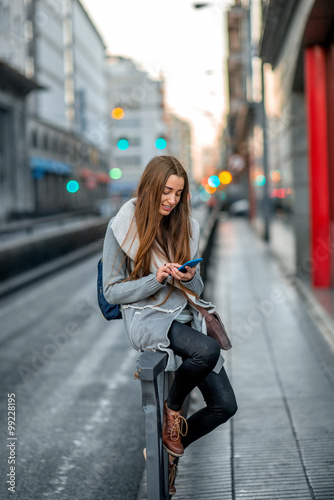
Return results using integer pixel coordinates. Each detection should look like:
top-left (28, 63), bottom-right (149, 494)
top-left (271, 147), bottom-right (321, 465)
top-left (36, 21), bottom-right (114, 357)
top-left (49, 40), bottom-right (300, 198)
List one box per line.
top-left (0, 61), bottom-right (44, 96)
top-left (30, 157), bottom-right (72, 176)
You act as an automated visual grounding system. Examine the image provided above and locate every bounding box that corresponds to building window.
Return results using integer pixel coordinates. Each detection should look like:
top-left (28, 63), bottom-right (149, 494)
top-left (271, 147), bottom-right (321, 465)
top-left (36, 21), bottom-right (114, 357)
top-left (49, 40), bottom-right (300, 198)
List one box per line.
top-left (13, 15), bottom-right (21, 36)
top-left (115, 137), bottom-right (141, 147)
top-left (30, 130), bottom-right (38, 148)
top-left (0, 6), bottom-right (9, 34)
top-left (114, 156), bottom-right (141, 166)
top-left (42, 133), bottom-right (48, 151)
top-left (115, 118), bottom-right (141, 128)
top-left (53, 136), bottom-right (58, 153)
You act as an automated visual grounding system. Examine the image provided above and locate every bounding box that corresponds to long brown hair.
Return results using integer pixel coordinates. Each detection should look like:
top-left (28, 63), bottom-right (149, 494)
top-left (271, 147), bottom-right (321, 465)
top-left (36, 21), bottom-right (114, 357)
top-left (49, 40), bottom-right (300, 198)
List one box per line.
top-left (110, 155), bottom-right (199, 304)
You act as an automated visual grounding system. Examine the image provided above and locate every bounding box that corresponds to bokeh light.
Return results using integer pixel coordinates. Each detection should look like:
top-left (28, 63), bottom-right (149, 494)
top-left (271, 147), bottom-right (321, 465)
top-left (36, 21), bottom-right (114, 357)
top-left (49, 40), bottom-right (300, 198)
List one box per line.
top-left (199, 191), bottom-right (211, 202)
top-left (66, 180), bottom-right (79, 193)
top-left (117, 139), bottom-right (129, 150)
top-left (204, 185), bottom-right (216, 194)
top-left (219, 171), bottom-right (232, 185)
top-left (201, 176), bottom-right (209, 187)
top-left (111, 107), bottom-right (124, 119)
top-left (271, 170), bottom-right (281, 182)
top-left (208, 175), bottom-right (220, 188)
top-left (109, 168), bottom-right (123, 179)
top-left (155, 137), bottom-right (167, 150)
top-left (255, 174), bottom-right (266, 186)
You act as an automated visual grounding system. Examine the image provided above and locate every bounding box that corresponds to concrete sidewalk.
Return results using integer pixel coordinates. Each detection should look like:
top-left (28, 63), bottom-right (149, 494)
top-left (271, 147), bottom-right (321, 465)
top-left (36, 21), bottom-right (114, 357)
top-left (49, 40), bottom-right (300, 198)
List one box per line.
top-left (139, 215), bottom-right (334, 499)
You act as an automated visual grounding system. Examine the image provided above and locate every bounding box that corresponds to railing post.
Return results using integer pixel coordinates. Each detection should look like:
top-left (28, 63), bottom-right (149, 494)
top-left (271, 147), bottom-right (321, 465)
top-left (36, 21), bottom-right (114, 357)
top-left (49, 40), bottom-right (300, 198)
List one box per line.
top-left (136, 351), bottom-right (169, 500)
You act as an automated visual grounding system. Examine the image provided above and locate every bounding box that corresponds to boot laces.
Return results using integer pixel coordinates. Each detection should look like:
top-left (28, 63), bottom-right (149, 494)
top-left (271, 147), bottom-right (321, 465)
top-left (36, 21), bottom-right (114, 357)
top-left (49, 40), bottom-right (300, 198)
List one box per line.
top-left (170, 414), bottom-right (188, 441)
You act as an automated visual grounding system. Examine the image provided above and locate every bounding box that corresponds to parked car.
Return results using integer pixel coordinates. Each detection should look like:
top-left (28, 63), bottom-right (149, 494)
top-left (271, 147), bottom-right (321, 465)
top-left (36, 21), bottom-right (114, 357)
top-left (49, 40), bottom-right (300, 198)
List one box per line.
top-left (229, 199), bottom-right (249, 216)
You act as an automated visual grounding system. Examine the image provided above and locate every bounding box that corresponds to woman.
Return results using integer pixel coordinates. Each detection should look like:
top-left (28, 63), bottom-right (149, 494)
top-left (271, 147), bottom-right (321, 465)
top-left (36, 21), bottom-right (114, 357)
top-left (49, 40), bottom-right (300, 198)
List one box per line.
top-left (103, 155), bottom-right (237, 495)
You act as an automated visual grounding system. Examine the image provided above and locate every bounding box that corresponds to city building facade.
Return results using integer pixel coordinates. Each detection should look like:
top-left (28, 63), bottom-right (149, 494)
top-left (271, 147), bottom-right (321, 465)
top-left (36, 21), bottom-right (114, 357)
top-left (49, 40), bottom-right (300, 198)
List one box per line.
top-left (165, 112), bottom-right (192, 177)
top-left (0, 0), bottom-right (42, 221)
top-left (224, 0), bottom-right (254, 206)
top-left (260, 0), bottom-right (334, 288)
top-left (26, 0), bottom-right (110, 214)
top-left (106, 56), bottom-right (167, 196)
top-left (0, 0), bottom-right (111, 218)
top-left (224, 0), bottom-right (334, 291)
top-left (65, 0), bottom-right (109, 150)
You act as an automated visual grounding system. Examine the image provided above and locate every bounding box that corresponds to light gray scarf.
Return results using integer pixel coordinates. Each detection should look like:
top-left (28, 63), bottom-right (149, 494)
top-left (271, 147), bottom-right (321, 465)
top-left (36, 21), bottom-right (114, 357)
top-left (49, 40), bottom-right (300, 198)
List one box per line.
top-left (110, 198), bottom-right (199, 277)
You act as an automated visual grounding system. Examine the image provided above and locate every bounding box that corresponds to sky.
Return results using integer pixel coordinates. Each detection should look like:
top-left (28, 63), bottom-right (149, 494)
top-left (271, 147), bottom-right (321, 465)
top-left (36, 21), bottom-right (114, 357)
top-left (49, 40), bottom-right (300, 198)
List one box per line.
top-left (81, 0), bottom-right (234, 176)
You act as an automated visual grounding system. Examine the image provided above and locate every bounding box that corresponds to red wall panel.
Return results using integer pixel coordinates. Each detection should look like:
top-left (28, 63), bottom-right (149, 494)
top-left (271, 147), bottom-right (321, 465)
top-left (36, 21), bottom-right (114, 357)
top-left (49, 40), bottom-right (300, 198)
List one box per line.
top-left (304, 46), bottom-right (331, 287)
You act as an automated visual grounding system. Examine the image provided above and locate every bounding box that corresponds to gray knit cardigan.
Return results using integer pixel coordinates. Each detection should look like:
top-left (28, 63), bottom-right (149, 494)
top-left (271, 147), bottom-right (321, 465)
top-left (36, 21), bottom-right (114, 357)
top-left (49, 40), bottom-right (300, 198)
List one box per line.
top-left (102, 198), bottom-right (224, 373)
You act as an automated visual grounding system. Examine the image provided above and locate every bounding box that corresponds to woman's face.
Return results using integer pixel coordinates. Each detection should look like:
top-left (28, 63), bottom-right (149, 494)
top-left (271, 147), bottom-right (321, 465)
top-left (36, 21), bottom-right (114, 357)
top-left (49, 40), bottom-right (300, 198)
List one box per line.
top-left (159, 175), bottom-right (185, 217)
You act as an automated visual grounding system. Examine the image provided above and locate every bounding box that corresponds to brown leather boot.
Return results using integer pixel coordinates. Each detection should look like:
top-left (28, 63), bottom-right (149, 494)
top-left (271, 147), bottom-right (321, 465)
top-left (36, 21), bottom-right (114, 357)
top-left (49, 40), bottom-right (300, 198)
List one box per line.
top-left (163, 401), bottom-right (188, 457)
top-left (168, 461), bottom-right (177, 496)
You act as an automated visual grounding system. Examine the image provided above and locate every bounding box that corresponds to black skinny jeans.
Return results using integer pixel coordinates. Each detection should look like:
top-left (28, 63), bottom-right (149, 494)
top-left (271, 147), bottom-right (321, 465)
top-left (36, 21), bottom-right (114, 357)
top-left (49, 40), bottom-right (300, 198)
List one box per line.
top-left (166, 320), bottom-right (237, 449)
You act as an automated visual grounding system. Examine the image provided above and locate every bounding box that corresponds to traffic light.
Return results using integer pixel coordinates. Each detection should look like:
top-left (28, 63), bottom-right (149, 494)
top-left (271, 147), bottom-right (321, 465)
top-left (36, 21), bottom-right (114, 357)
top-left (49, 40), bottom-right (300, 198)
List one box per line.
top-left (219, 171), bottom-right (232, 185)
top-left (155, 137), bottom-right (167, 150)
top-left (109, 168), bottom-right (123, 180)
top-left (111, 107), bottom-right (124, 119)
top-left (117, 138), bottom-right (129, 151)
top-left (66, 180), bottom-right (79, 193)
top-left (208, 175), bottom-right (220, 188)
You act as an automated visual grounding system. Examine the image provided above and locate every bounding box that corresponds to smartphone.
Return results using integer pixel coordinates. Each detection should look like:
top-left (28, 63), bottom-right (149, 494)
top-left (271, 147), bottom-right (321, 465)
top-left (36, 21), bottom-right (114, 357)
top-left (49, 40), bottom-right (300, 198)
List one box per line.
top-left (178, 258), bottom-right (203, 273)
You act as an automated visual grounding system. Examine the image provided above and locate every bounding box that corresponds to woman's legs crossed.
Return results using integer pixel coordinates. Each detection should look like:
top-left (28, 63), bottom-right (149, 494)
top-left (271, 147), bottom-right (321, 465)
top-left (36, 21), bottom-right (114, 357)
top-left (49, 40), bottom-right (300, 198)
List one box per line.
top-left (166, 321), bottom-right (221, 411)
top-left (166, 320), bottom-right (237, 448)
top-left (182, 366), bottom-right (237, 449)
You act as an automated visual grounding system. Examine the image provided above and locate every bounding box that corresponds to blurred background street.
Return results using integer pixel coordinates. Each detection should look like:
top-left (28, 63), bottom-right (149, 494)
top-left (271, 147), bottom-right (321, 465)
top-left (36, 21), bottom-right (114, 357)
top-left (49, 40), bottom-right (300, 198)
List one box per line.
top-left (1, 0), bottom-right (334, 498)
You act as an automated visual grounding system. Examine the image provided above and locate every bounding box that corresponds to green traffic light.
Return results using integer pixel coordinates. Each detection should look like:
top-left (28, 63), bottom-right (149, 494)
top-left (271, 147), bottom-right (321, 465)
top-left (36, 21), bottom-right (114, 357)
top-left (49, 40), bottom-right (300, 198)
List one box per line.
top-left (66, 180), bottom-right (79, 193)
top-left (155, 138), bottom-right (167, 150)
top-left (117, 139), bottom-right (129, 150)
top-left (109, 168), bottom-right (123, 180)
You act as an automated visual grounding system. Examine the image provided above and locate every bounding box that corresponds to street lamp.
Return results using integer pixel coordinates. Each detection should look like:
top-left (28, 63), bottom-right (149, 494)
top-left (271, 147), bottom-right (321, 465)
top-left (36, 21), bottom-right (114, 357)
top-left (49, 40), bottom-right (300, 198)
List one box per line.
top-left (260, 60), bottom-right (270, 242)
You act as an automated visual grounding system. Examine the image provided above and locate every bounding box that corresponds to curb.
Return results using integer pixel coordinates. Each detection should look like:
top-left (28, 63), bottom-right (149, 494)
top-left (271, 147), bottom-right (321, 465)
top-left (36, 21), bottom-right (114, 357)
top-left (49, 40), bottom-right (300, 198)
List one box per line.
top-left (268, 246), bottom-right (334, 351)
top-left (290, 275), bottom-right (334, 351)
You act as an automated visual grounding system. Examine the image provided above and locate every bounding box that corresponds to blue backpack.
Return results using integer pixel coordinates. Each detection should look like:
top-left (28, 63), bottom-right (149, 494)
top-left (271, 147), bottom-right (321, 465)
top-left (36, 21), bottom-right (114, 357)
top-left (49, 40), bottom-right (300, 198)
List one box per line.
top-left (97, 258), bottom-right (122, 320)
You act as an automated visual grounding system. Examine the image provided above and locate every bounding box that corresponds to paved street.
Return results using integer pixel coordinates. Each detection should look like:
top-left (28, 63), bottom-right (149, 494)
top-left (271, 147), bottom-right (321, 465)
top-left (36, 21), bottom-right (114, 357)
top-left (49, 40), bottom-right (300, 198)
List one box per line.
top-left (166, 215), bottom-right (334, 499)
top-left (0, 254), bottom-right (145, 500)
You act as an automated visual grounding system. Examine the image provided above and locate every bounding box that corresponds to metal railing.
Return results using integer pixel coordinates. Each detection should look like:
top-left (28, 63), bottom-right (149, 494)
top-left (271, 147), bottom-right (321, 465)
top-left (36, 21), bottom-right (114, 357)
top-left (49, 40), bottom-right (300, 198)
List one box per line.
top-left (0, 207), bottom-right (109, 235)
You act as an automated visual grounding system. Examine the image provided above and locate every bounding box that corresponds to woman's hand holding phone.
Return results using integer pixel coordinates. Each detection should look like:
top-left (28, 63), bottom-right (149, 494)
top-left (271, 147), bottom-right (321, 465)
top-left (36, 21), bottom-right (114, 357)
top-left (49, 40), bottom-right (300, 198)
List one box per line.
top-left (157, 258), bottom-right (202, 283)
top-left (170, 263), bottom-right (196, 282)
